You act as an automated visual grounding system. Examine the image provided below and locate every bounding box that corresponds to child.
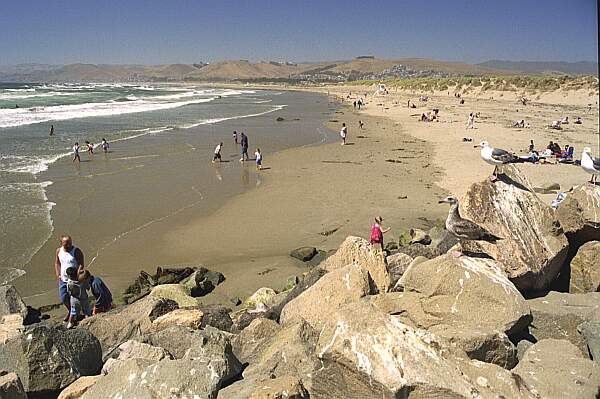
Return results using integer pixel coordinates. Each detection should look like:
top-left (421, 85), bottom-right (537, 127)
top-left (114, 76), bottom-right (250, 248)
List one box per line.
top-left (340, 123), bottom-right (347, 145)
top-left (370, 216), bottom-right (391, 252)
top-left (65, 267), bottom-right (91, 328)
top-left (101, 138), bottom-right (109, 153)
top-left (72, 142), bottom-right (80, 162)
top-left (255, 148), bottom-right (262, 170)
top-left (86, 141), bottom-right (94, 155)
top-left (81, 270), bottom-right (113, 315)
top-left (212, 142), bottom-right (223, 163)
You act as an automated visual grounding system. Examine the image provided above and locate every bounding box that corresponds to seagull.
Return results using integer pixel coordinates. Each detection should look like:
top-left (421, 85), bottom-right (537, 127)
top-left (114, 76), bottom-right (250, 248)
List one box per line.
top-left (581, 147), bottom-right (600, 184)
top-left (478, 141), bottom-right (518, 181)
top-left (438, 196), bottom-right (502, 257)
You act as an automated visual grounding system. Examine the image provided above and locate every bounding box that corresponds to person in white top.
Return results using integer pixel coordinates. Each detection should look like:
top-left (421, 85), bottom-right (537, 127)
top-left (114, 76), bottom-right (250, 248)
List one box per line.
top-left (72, 142), bottom-right (81, 162)
top-left (212, 142), bottom-right (223, 163)
top-left (255, 148), bottom-right (262, 170)
top-left (340, 123), bottom-right (347, 145)
top-left (54, 235), bottom-right (84, 320)
top-left (466, 113), bottom-right (475, 129)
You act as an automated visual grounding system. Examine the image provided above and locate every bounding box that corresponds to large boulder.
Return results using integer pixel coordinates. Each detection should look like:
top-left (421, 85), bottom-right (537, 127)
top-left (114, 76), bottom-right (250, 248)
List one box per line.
top-left (270, 267), bottom-right (327, 321)
top-left (556, 184), bottom-right (600, 242)
top-left (181, 267), bottom-right (225, 297)
top-left (0, 314), bottom-right (23, 344)
top-left (376, 255), bottom-right (530, 367)
top-left (232, 318), bottom-right (282, 365)
top-left (57, 376), bottom-right (101, 399)
top-left (570, 240), bottom-right (600, 293)
top-left (580, 308), bottom-right (600, 364)
top-left (198, 304), bottom-right (234, 332)
top-left (526, 291), bottom-right (600, 353)
top-left (385, 252), bottom-right (412, 287)
top-left (0, 285), bottom-right (27, 319)
top-left (101, 339), bottom-right (170, 374)
top-left (513, 339), bottom-right (600, 398)
top-left (0, 371), bottom-right (26, 399)
top-left (290, 246), bottom-right (318, 262)
top-left (460, 165), bottom-right (569, 292)
top-left (279, 263), bottom-right (372, 329)
top-left (311, 301), bottom-right (516, 399)
top-left (149, 284), bottom-right (198, 307)
top-left (244, 287), bottom-right (278, 308)
top-left (143, 325), bottom-right (205, 359)
top-left (320, 236), bottom-right (391, 293)
top-left (0, 323), bottom-right (102, 394)
top-left (79, 296), bottom-right (172, 359)
top-left (152, 308), bottom-right (204, 330)
top-left (249, 376), bottom-right (309, 399)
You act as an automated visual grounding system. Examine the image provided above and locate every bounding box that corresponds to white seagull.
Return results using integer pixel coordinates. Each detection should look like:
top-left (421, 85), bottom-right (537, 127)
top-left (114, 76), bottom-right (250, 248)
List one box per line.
top-left (581, 147), bottom-right (600, 184)
top-left (478, 141), bottom-right (518, 181)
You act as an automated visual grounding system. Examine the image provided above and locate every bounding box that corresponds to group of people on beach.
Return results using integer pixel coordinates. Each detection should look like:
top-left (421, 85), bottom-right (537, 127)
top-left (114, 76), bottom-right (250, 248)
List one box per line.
top-left (213, 130), bottom-right (262, 170)
top-left (72, 138), bottom-right (109, 162)
top-left (54, 235), bottom-right (113, 328)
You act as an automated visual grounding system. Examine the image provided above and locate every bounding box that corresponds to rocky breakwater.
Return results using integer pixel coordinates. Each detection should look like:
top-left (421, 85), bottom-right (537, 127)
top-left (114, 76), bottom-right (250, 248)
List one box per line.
top-left (1, 168), bottom-right (600, 398)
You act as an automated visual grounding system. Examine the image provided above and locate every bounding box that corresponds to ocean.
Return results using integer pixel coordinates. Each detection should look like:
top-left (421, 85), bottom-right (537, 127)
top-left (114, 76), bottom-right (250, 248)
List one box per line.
top-left (0, 82), bottom-right (331, 298)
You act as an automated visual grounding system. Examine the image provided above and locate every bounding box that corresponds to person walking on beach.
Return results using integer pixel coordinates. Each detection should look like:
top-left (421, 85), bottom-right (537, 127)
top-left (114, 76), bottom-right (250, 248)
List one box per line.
top-left (466, 113), bottom-right (475, 129)
top-left (54, 235), bottom-right (84, 321)
top-left (358, 120), bottom-right (364, 130)
top-left (233, 130), bottom-right (238, 145)
top-left (72, 142), bottom-right (81, 162)
top-left (213, 142), bottom-right (223, 163)
top-left (240, 132), bottom-right (249, 162)
top-left (101, 138), bottom-right (109, 154)
top-left (49, 125), bottom-right (54, 136)
top-left (370, 216), bottom-right (390, 252)
top-left (340, 123), bottom-right (348, 145)
top-left (255, 148), bottom-right (262, 170)
top-left (85, 141), bottom-right (94, 156)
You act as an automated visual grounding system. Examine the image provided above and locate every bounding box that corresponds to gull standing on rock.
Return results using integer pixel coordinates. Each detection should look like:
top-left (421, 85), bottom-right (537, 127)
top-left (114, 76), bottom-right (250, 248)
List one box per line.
top-left (581, 147), bottom-right (600, 184)
top-left (438, 196), bottom-right (502, 257)
top-left (478, 141), bottom-right (518, 181)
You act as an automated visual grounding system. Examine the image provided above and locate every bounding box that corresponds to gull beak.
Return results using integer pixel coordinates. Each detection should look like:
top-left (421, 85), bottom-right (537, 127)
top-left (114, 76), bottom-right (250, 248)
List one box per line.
top-left (438, 200), bottom-right (447, 204)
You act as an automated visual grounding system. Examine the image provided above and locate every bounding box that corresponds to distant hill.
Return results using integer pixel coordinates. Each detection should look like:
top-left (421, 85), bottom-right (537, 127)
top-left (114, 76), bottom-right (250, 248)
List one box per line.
top-left (0, 58), bottom-right (596, 83)
top-left (477, 60), bottom-right (598, 75)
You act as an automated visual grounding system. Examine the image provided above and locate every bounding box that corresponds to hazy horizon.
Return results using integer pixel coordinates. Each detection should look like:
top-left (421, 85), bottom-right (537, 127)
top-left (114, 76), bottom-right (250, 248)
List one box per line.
top-left (1, 0), bottom-right (597, 66)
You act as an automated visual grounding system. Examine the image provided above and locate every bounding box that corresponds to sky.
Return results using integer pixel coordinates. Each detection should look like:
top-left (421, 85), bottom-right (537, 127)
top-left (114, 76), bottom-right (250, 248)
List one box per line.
top-left (0, 0), bottom-right (597, 65)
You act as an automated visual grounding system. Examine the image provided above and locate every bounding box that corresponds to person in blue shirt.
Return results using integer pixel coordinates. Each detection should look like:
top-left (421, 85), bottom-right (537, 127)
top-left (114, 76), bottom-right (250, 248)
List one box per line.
top-left (81, 270), bottom-right (113, 315)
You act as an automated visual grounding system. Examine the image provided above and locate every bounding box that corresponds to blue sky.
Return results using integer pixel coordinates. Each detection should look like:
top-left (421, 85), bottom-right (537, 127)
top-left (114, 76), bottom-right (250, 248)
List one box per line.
top-left (0, 0), bottom-right (597, 65)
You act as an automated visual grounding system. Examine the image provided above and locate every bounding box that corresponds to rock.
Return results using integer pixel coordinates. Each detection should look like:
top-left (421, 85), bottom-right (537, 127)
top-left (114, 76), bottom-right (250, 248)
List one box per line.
top-left (270, 267), bottom-right (327, 321)
top-left (385, 252), bottom-right (412, 287)
top-left (57, 376), bottom-right (101, 399)
top-left (204, 269), bottom-right (226, 287)
top-left (0, 323), bottom-right (102, 394)
top-left (527, 291), bottom-right (600, 353)
top-left (395, 242), bottom-right (437, 259)
top-left (147, 298), bottom-right (178, 322)
top-left (242, 320), bottom-right (319, 381)
top-left (0, 285), bottom-right (27, 319)
top-left (570, 240), bottom-right (600, 293)
top-left (232, 318), bottom-right (282, 365)
top-left (513, 339), bottom-right (600, 398)
top-left (280, 263), bottom-right (372, 329)
top-left (409, 228), bottom-right (431, 245)
top-left (121, 266), bottom-right (195, 304)
top-left (0, 314), bottom-right (23, 344)
top-left (285, 275), bottom-right (299, 291)
top-left (290, 246), bottom-right (318, 262)
top-left (183, 326), bottom-right (242, 385)
top-left (320, 235), bottom-right (391, 293)
top-left (312, 301), bottom-right (504, 399)
top-left (428, 226), bottom-right (459, 254)
top-left (232, 306), bottom-right (275, 332)
top-left (383, 241), bottom-right (398, 252)
top-left (534, 182), bottom-right (561, 194)
top-left (0, 371), bottom-right (26, 399)
top-left (198, 304), bottom-right (233, 332)
top-left (397, 230), bottom-right (412, 247)
top-left (102, 339), bottom-right (170, 374)
top-left (244, 287), bottom-right (278, 308)
top-left (249, 376), bottom-right (309, 399)
top-left (152, 308), bottom-right (203, 330)
top-left (79, 296), bottom-right (167, 359)
top-left (580, 308), bottom-right (600, 363)
top-left (460, 165), bottom-right (569, 292)
top-left (144, 325), bottom-right (204, 359)
top-left (516, 339), bottom-right (534, 361)
top-left (149, 284), bottom-right (198, 307)
top-left (182, 268), bottom-right (226, 297)
top-left (383, 255), bottom-right (531, 367)
top-left (392, 255), bottom-right (428, 292)
top-left (556, 184), bottom-right (600, 241)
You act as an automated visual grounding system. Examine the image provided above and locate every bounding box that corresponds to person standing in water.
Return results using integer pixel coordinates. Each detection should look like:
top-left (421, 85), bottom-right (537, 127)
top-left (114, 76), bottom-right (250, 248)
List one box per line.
top-left (240, 132), bottom-right (249, 162)
top-left (86, 141), bottom-right (94, 156)
top-left (49, 125), bottom-right (54, 136)
top-left (54, 235), bottom-right (85, 321)
top-left (72, 142), bottom-right (81, 162)
top-left (101, 138), bottom-right (109, 154)
top-left (255, 148), bottom-right (262, 170)
top-left (340, 123), bottom-right (347, 145)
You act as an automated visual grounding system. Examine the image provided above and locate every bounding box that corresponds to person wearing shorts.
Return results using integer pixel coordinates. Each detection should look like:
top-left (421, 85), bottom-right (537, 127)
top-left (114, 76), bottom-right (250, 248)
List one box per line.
top-left (213, 142), bottom-right (223, 163)
top-left (54, 235), bottom-right (84, 321)
top-left (255, 148), bottom-right (262, 170)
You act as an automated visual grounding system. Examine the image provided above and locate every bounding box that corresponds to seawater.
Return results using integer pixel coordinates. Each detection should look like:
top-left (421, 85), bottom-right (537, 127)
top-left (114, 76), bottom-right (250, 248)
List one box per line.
top-left (0, 82), bottom-right (290, 285)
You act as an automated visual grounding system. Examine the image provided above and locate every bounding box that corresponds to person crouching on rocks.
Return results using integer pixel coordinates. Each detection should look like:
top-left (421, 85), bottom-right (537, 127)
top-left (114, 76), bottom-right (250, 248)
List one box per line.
top-left (81, 270), bottom-right (113, 315)
top-left (370, 216), bottom-right (390, 252)
top-left (66, 267), bottom-right (91, 328)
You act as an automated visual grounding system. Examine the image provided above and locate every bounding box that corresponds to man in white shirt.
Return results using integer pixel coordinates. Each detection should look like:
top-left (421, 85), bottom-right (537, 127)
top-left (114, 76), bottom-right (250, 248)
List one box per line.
top-left (212, 142), bottom-right (223, 163)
